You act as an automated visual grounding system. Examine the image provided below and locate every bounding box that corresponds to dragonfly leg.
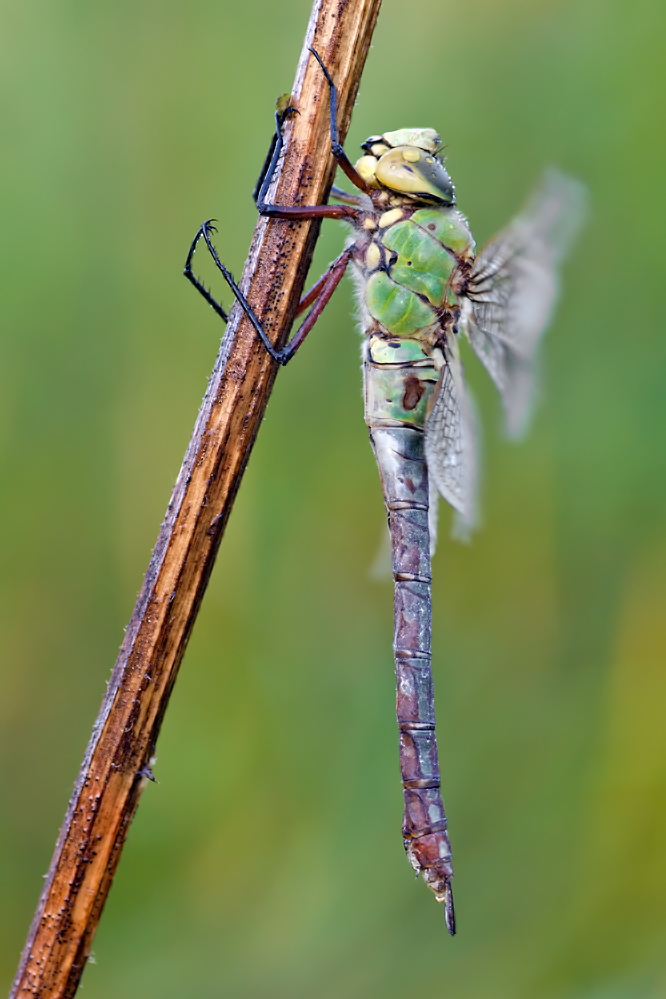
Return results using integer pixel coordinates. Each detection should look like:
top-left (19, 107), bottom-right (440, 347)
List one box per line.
top-left (330, 184), bottom-right (367, 207)
top-left (279, 247), bottom-right (352, 361)
top-left (253, 54), bottom-right (364, 222)
top-left (309, 48), bottom-right (371, 195)
top-left (183, 221), bottom-right (229, 323)
top-left (254, 107), bottom-right (360, 222)
top-left (295, 247), bottom-right (351, 316)
top-left (252, 103), bottom-right (299, 206)
top-left (185, 220), bottom-right (350, 365)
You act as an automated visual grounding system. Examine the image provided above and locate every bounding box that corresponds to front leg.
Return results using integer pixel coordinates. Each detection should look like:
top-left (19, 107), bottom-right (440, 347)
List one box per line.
top-left (254, 107), bottom-right (360, 222)
top-left (254, 48), bottom-right (367, 221)
top-left (308, 48), bottom-right (372, 195)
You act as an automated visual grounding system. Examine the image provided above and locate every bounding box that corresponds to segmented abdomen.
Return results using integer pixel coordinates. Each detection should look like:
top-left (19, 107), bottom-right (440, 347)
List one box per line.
top-left (364, 337), bottom-right (456, 932)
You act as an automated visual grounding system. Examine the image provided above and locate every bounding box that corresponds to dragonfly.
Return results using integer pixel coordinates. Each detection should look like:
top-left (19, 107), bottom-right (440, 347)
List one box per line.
top-left (185, 49), bottom-right (584, 935)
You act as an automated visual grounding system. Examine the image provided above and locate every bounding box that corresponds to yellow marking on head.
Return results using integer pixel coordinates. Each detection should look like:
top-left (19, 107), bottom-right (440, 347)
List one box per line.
top-left (378, 208), bottom-right (404, 228)
top-left (402, 148), bottom-right (420, 163)
top-left (355, 155), bottom-right (378, 186)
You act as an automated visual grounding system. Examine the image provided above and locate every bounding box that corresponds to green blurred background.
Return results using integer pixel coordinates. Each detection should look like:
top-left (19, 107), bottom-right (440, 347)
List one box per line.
top-left (2, 0), bottom-right (666, 995)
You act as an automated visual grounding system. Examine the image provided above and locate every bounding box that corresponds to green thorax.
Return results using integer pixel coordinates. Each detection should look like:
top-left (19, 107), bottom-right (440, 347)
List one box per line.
top-left (362, 207), bottom-right (474, 339)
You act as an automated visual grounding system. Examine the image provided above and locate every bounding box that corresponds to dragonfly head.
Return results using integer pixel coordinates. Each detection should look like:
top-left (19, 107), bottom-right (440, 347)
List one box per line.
top-left (356, 128), bottom-right (455, 205)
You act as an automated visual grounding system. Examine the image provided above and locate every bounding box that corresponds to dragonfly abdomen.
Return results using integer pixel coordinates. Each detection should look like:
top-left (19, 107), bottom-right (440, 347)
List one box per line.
top-left (367, 414), bottom-right (455, 933)
top-left (363, 335), bottom-right (439, 428)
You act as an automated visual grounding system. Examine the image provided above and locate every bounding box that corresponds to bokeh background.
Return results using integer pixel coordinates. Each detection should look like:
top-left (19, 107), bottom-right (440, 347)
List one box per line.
top-left (1, 0), bottom-right (666, 995)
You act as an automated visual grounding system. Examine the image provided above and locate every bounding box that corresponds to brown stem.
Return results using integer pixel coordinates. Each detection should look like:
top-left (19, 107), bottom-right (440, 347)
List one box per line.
top-left (10, 1), bottom-right (382, 995)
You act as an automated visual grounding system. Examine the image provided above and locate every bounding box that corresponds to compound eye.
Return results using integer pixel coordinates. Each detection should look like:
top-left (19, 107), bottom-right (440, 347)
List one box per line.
top-left (375, 146), bottom-right (454, 203)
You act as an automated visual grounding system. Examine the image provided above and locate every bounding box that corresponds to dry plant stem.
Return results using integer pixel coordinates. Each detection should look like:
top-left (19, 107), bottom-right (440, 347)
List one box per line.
top-left (11, 1), bottom-right (382, 995)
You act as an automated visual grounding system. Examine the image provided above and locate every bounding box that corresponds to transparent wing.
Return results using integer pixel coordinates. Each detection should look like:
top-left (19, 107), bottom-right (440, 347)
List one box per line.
top-left (463, 312), bottom-right (534, 440)
top-left (424, 339), bottom-right (477, 535)
top-left (466, 169), bottom-right (586, 437)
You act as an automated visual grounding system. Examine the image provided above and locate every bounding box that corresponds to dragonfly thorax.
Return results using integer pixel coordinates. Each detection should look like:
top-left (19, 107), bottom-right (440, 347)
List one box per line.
top-left (356, 128), bottom-right (455, 206)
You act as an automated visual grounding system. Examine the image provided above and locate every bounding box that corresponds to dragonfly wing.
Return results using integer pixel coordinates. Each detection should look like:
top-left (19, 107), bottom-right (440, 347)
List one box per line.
top-left (466, 169), bottom-right (586, 436)
top-left (463, 309), bottom-right (534, 441)
top-left (424, 340), bottom-right (477, 534)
